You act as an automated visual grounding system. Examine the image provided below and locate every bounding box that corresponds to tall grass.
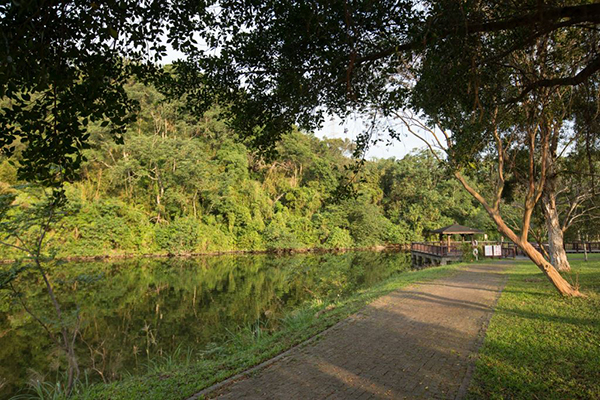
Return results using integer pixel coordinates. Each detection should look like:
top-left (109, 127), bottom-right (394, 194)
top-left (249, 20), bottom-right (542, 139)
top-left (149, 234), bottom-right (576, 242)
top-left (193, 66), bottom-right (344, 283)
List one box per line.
top-left (141, 345), bottom-right (198, 375)
top-left (10, 372), bottom-right (92, 400)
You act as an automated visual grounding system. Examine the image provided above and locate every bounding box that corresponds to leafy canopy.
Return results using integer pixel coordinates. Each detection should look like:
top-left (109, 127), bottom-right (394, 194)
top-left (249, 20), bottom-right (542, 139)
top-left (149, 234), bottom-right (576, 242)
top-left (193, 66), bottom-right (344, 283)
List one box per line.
top-left (0, 0), bottom-right (173, 186)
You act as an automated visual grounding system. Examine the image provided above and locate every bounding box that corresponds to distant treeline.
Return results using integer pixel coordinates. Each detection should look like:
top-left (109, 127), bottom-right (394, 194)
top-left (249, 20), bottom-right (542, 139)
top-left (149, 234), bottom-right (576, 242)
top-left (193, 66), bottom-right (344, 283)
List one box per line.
top-left (0, 83), bottom-right (498, 259)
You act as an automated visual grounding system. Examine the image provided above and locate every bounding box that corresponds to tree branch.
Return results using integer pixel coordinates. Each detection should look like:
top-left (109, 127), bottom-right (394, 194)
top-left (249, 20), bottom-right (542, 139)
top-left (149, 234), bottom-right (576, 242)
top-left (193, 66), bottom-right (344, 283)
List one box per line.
top-left (512, 55), bottom-right (600, 102)
top-left (354, 4), bottom-right (600, 66)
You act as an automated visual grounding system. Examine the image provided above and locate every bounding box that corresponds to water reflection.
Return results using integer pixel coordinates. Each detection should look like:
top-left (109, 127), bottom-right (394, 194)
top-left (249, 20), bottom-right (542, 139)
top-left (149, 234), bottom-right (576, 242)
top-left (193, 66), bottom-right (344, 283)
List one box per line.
top-left (0, 250), bottom-right (409, 397)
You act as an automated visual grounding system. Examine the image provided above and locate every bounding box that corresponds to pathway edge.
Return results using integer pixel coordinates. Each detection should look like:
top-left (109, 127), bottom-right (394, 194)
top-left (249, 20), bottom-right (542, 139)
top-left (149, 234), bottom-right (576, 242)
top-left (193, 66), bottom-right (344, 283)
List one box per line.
top-left (455, 264), bottom-right (510, 400)
top-left (185, 269), bottom-right (463, 400)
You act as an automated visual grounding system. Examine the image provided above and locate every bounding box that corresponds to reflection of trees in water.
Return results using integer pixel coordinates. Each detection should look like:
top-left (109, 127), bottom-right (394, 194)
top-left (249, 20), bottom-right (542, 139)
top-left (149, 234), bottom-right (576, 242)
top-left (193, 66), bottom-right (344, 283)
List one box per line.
top-left (0, 251), bottom-right (409, 396)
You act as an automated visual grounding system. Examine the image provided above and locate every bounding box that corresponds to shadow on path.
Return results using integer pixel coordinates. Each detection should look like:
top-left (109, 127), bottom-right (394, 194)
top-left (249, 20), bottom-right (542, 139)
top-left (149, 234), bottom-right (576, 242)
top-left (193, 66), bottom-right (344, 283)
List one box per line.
top-left (192, 263), bottom-right (508, 400)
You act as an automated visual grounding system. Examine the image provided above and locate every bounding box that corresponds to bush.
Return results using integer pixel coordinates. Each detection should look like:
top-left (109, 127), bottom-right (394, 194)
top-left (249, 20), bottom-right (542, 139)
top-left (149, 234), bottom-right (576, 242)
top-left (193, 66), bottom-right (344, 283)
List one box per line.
top-left (236, 230), bottom-right (265, 251)
top-left (155, 217), bottom-right (200, 253)
top-left (263, 214), bottom-right (303, 251)
top-left (197, 223), bottom-right (236, 252)
top-left (385, 223), bottom-right (411, 244)
top-left (57, 199), bottom-right (149, 257)
top-left (347, 202), bottom-right (392, 247)
top-left (322, 227), bottom-right (353, 249)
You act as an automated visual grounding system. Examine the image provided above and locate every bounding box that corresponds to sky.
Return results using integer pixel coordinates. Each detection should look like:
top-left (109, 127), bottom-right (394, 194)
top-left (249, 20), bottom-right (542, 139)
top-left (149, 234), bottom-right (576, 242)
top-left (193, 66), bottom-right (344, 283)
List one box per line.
top-left (315, 115), bottom-right (427, 160)
top-left (162, 45), bottom-right (426, 161)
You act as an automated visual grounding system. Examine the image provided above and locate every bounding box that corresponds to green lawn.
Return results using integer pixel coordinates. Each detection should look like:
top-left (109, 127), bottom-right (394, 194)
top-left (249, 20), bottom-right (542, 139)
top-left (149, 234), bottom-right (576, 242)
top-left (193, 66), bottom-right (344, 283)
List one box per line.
top-left (468, 254), bottom-right (600, 400)
top-left (73, 263), bottom-right (462, 400)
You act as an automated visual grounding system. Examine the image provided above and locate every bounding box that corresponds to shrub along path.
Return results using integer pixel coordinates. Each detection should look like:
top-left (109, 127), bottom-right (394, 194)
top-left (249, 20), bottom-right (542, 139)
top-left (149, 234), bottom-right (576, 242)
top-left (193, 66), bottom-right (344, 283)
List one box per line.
top-left (192, 263), bottom-right (508, 400)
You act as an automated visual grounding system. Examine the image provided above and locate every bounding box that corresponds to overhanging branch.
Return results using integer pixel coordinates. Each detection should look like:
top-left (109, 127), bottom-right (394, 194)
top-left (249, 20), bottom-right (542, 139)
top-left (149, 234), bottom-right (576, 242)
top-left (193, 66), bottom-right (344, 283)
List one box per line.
top-left (351, 4), bottom-right (600, 92)
top-left (512, 55), bottom-right (600, 102)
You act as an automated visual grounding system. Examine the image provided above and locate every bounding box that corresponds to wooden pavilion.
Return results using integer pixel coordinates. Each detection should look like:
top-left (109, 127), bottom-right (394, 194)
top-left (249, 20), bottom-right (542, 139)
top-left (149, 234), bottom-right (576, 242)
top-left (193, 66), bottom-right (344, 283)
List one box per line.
top-left (429, 224), bottom-right (485, 245)
top-left (411, 223), bottom-right (485, 267)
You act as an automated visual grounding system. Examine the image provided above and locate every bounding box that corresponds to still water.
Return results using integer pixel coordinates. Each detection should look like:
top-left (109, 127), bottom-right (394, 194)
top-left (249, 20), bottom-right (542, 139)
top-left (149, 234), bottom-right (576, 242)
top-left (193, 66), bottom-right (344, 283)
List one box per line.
top-left (0, 250), bottom-right (410, 397)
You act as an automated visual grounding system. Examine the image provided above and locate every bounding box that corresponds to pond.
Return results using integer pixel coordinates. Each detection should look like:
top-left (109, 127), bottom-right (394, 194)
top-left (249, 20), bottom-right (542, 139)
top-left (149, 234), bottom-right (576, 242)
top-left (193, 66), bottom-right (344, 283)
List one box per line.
top-left (0, 250), bottom-right (410, 397)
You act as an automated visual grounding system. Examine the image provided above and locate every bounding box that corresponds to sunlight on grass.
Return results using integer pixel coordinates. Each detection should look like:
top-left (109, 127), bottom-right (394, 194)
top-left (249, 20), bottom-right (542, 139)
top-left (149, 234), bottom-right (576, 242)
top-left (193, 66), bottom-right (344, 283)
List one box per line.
top-left (468, 255), bottom-right (600, 400)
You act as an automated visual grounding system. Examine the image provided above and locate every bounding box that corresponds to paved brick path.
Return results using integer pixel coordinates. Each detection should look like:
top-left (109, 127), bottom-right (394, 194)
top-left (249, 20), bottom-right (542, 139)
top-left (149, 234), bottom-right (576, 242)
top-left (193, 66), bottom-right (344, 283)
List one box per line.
top-left (196, 264), bottom-right (507, 400)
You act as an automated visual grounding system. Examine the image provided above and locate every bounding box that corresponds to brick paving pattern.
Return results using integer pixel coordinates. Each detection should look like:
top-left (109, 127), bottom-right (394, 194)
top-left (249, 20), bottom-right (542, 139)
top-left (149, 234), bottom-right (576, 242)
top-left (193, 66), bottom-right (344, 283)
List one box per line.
top-left (199, 264), bottom-right (507, 400)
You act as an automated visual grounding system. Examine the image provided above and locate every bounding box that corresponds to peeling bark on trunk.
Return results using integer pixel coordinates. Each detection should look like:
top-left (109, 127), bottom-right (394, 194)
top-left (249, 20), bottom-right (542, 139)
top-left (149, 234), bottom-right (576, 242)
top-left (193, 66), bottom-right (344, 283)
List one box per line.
top-left (542, 192), bottom-right (571, 271)
top-left (542, 171), bottom-right (572, 271)
top-left (495, 217), bottom-right (581, 296)
top-left (400, 105), bottom-right (583, 297)
top-left (455, 172), bottom-right (583, 297)
top-left (536, 238), bottom-right (551, 262)
top-left (519, 241), bottom-right (580, 296)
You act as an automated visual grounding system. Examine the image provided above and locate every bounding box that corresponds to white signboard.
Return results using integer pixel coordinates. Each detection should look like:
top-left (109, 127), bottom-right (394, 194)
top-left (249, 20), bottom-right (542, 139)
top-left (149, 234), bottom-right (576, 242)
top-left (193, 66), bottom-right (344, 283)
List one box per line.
top-left (484, 245), bottom-right (493, 257)
top-left (493, 245), bottom-right (502, 257)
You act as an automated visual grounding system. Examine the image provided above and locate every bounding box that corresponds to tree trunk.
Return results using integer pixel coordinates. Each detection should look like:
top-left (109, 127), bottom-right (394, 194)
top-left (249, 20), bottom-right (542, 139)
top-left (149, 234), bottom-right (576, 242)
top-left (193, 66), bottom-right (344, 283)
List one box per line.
top-left (64, 329), bottom-right (80, 395)
top-left (519, 241), bottom-right (581, 296)
top-left (448, 126), bottom-right (582, 296)
top-left (482, 208), bottom-right (583, 297)
top-left (542, 185), bottom-right (571, 272)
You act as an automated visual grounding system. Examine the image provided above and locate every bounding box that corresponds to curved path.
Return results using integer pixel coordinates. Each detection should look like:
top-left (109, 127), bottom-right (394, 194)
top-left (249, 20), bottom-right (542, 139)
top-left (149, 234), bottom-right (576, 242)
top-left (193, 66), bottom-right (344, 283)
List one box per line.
top-left (193, 263), bottom-right (508, 400)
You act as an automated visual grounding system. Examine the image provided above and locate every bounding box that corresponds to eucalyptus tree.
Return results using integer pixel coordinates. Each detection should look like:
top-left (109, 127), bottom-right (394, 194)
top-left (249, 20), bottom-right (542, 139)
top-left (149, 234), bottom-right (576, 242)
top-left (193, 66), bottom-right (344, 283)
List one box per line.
top-left (539, 135), bottom-right (599, 271)
top-left (401, 10), bottom-right (597, 294)
top-left (556, 97), bottom-right (600, 246)
top-left (544, 151), bottom-right (600, 240)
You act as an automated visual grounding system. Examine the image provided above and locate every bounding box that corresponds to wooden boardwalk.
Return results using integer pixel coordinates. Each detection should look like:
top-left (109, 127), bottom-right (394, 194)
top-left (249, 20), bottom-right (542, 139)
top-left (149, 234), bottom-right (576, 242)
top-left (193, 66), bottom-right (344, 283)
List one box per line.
top-left (410, 242), bottom-right (515, 267)
top-left (410, 242), bottom-right (600, 268)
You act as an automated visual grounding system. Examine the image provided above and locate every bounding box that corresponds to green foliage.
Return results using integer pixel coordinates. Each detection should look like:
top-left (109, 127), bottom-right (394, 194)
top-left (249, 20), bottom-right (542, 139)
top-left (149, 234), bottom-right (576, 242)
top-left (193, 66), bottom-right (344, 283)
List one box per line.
top-left (322, 227), bottom-right (353, 249)
top-left (57, 197), bottom-right (149, 257)
top-left (263, 211), bottom-right (303, 251)
top-left (0, 83), bottom-right (489, 260)
top-left (0, 2), bottom-right (174, 186)
top-left (9, 373), bottom-right (93, 400)
top-left (155, 217), bottom-right (201, 254)
top-left (0, 160), bottom-right (17, 185)
top-left (347, 201), bottom-right (392, 247)
top-left (378, 152), bottom-right (478, 239)
top-left (236, 229), bottom-right (265, 251)
top-left (197, 222), bottom-right (236, 252)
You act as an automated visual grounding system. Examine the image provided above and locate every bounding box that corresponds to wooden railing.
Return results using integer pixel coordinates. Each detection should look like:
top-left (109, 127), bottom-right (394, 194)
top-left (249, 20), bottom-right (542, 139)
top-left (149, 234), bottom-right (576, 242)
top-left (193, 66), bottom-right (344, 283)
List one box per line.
top-left (487, 242), bottom-right (600, 257)
top-left (501, 245), bottom-right (517, 258)
top-left (411, 240), bottom-right (600, 258)
top-left (411, 241), bottom-right (517, 259)
top-left (411, 242), bottom-right (462, 257)
top-left (564, 242), bottom-right (600, 253)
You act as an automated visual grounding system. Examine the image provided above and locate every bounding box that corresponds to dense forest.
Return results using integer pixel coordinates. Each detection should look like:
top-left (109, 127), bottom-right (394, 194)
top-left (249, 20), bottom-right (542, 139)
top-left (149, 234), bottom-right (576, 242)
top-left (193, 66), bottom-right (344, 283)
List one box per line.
top-left (0, 83), bottom-right (495, 259)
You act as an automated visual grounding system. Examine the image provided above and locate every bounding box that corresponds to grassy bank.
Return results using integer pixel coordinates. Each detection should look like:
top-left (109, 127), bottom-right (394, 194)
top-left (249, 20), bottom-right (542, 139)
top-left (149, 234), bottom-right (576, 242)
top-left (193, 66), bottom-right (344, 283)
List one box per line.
top-left (68, 263), bottom-right (463, 400)
top-left (468, 254), bottom-right (600, 399)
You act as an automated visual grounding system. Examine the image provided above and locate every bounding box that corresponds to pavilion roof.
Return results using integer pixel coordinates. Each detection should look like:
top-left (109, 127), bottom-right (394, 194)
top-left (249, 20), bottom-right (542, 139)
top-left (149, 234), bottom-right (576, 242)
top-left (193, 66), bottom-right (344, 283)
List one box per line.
top-left (429, 224), bottom-right (484, 235)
